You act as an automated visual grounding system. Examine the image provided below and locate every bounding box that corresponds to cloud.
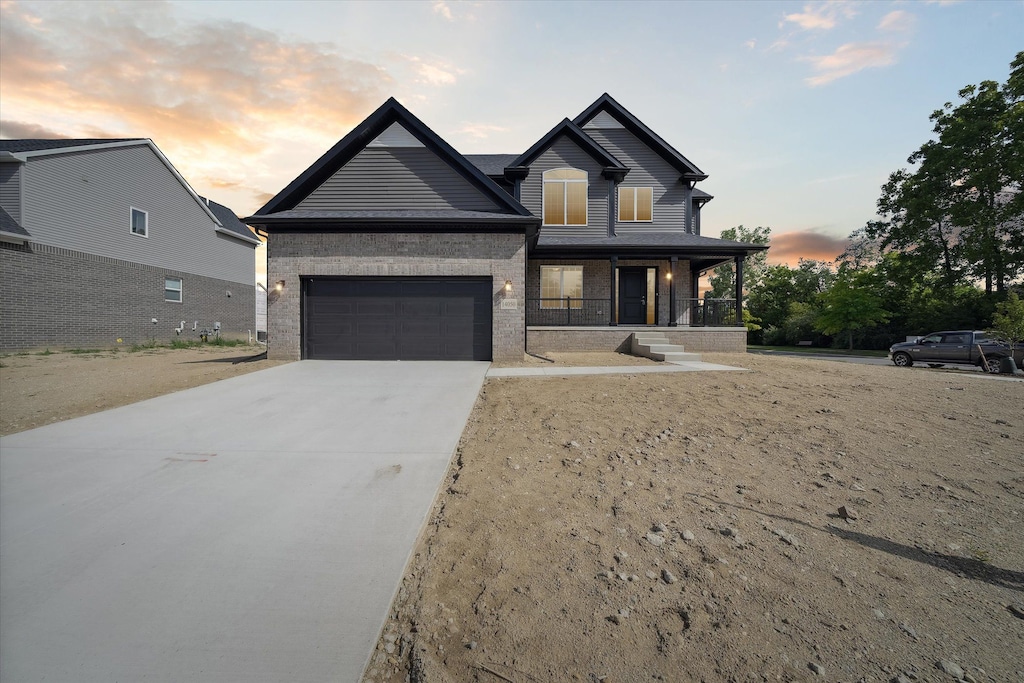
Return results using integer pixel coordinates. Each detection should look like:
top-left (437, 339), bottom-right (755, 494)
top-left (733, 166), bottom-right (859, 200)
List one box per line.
top-left (744, 39), bottom-right (757, 50)
top-left (0, 119), bottom-right (70, 138)
top-left (878, 10), bottom-right (915, 32)
top-left (432, 1), bottom-right (454, 21)
top-left (402, 55), bottom-right (464, 86)
top-left (452, 123), bottom-right (508, 140)
top-left (782, 1), bottom-right (856, 31)
top-left (768, 230), bottom-right (850, 265)
top-left (802, 41), bottom-right (899, 86)
top-left (0, 1), bottom-right (393, 213)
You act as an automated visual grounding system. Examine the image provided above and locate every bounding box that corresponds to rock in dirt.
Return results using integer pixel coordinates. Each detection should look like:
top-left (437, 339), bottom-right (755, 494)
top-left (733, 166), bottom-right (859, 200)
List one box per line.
top-left (662, 569), bottom-right (677, 584)
top-left (772, 529), bottom-right (799, 547)
top-left (838, 505), bottom-right (858, 520)
top-left (936, 659), bottom-right (964, 678)
top-left (681, 529), bottom-right (695, 541)
top-left (646, 532), bottom-right (666, 547)
top-left (808, 661), bottom-right (825, 675)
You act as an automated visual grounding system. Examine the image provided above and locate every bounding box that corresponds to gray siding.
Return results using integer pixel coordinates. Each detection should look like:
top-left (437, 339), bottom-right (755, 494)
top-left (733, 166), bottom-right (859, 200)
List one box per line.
top-left (296, 148), bottom-right (500, 211)
top-left (20, 145), bottom-right (254, 284)
top-left (521, 137), bottom-right (609, 239)
top-left (584, 128), bottom-right (689, 234)
top-left (0, 163), bottom-right (22, 224)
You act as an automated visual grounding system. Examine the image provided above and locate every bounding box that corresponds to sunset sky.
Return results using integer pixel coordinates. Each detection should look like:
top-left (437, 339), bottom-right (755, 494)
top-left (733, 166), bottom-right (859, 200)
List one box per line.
top-left (1, 0), bottom-right (1021, 282)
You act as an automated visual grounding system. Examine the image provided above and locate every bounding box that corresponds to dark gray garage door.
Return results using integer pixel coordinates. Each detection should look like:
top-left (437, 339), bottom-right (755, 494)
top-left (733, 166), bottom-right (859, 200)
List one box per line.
top-left (303, 278), bottom-right (492, 360)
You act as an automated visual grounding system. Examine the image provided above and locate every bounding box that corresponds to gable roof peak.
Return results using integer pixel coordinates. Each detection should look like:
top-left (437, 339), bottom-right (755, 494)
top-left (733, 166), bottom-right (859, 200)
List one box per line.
top-left (510, 117), bottom-right (626, 176)
top-left (573, 94), bottom-right (707, 180)
top-left (254, 96), bottom-right (532, 218)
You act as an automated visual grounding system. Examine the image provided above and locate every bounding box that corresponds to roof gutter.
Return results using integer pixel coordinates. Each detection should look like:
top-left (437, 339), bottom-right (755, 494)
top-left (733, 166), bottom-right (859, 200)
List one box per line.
top-left (0, 230), bottom-right (29, 245)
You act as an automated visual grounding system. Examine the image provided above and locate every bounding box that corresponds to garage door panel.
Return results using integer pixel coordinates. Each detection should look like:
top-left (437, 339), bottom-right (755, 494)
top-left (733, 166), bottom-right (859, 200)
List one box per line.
top-left (304, 278), bottom-right (492, 360)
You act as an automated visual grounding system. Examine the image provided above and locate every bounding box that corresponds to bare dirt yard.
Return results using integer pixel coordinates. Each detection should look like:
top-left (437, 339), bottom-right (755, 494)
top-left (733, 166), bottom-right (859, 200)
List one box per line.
top-left (0, 345), bottom-right (287, 435)
top-left (365, 354), bottom-right (1024, 683)
top-left (2, 349), bottom-right (1021, 682)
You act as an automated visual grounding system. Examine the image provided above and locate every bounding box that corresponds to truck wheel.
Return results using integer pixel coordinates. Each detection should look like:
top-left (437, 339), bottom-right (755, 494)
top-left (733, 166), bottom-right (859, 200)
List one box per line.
top-left (892, 352), bottom-right (913, 368)
top-left (984, 356), bottom-right (1004, 373)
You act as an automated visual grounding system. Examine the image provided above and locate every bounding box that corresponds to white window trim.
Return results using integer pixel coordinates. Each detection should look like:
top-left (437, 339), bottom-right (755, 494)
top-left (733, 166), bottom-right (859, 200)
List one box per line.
top-left (542, 168), bottom-right (588, 227)
top-left (130, 207), bottom-right (148, 238)
top-left (618, 186), bottom-right (654, 222)
top-left (165, 276), bottom-right (183, 303)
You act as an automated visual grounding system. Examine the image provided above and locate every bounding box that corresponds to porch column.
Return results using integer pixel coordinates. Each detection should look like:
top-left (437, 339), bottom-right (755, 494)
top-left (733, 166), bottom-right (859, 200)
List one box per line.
top-left (609, 256), bottom-right (618, 326)
top-left (734, 255), bottom-right (745, 326)
top-left (690, 269), bottom-right (700, 326)
top-left (669, 256), bottom-right (678, 327)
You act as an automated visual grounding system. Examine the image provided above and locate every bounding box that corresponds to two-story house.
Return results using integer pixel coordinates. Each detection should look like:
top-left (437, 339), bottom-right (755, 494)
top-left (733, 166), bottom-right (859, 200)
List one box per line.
top-left (0, 139), bottom-right (261, 350)
top-left (247, 95), bottom-right (766, 361)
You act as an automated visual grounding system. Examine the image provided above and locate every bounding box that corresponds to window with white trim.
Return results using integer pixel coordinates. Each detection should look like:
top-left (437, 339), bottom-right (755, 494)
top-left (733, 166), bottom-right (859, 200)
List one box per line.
top-left (540, 265), bottom-right (583, 309)
top-left (165, 277), bottom-right (182, 303)
top-left (618, 187), bottom-right (653, 222)
top-left (130, 207), bottom-right (148, 237)
top-left (543, 168), bottom-right (588, 226)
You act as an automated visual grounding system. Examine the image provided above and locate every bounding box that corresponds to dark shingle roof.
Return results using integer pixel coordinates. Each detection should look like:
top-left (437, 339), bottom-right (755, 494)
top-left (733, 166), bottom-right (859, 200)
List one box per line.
top-left (0, 139), bottom-right (143, 153)
top-left (200, 197), bottom-right (258, 242)
top-left (510, 119), bottom-right (626, 173)
top-left (247, 208), bottom-right (539, 225)
top-left (0, 206), bottom-right (29, 236)
top-left (257, 98), bottom-right (532, 218)
top-left (464, 154), bottom-right (519, 176)
top-left (537, 233), bottom-right (768, 252)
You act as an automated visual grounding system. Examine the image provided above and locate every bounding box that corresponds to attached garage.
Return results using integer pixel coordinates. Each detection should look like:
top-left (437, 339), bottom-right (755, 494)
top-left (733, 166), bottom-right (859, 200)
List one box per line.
top-left (303, 277), bottom-right (493, 360)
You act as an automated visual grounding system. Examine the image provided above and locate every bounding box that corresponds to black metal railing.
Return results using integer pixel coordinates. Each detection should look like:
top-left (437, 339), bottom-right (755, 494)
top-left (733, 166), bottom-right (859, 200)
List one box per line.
top-left (526, 298), bottom-right (612, 326)
top-left (674, 298), bottom-right (739, 327)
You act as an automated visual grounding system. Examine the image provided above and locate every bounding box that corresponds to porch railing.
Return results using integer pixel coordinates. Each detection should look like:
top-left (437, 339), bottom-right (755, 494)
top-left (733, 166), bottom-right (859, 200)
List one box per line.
top-left (526, 298), bottom-right (612, 326)
top-left (524, 297), bottom-right (741, 327)
top-left (676, 298), bottom-right (738, 327)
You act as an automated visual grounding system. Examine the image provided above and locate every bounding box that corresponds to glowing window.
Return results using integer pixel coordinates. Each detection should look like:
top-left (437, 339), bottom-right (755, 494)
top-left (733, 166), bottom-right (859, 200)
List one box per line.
top-left (543, 168), bottom-right (588, 226)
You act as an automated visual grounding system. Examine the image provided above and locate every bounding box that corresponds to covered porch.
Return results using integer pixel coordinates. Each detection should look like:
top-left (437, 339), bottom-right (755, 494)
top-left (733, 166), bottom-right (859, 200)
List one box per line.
top-left (523, 234), bottom-right (765, 354)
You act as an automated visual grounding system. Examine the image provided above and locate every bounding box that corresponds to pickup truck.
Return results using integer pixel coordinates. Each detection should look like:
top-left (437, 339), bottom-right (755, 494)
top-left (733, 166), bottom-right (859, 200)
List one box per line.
top-left (889, 330), bottom-right (1020, 372)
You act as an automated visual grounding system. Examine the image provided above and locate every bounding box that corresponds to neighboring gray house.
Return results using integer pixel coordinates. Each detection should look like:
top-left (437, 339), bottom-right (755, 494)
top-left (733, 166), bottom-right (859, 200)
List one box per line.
top-left (247, 95), bottom-right (766, 362)
top-left (0, 139), bottom-right (261, 350)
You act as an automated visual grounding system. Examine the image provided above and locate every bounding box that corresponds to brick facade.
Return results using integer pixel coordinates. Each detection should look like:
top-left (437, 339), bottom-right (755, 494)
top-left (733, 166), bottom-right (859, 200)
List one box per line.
top-left (267, 230), bottom-right (527, 361)
top-left (0, 241), bottom-right (255, 351)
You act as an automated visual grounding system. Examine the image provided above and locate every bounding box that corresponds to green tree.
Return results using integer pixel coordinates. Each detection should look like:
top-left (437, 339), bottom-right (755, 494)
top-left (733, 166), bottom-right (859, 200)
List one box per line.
top-left (707, 225), bottom-right (771, 299)
top-left (866, 52), bottom-right (1024, 295)
top-left (989, 292), bottom-right (1024, 350)
top-left (814, 268), bottom-right (891, 350)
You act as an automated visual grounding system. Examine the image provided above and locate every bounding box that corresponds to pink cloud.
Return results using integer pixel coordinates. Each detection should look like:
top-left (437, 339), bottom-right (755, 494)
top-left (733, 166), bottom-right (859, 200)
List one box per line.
top-left (768, 230), bottom-right (850, 266)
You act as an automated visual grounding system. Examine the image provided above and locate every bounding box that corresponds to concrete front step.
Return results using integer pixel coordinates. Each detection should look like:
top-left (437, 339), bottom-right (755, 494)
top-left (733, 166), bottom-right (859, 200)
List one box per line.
top-left (630, 332), bottom-right (702, 363)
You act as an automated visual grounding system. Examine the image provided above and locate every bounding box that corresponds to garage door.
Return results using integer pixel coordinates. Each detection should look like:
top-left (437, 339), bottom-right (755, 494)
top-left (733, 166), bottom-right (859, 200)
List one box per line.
top-left (303, 278), bottom-right (492, 360)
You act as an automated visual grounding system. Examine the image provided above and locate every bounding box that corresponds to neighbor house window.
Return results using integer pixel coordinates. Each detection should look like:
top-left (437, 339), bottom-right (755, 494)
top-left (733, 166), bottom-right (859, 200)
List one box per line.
top-left (543, 168), bottom-right (588, 226)
top-left (618, 187), bottom-right (653, 222)
top-left (540, 265), bottom-right (583, 309)
top-left (165, 277), bottom-right (182, 303)
top-left (130, 207), bottom-right (148, 237)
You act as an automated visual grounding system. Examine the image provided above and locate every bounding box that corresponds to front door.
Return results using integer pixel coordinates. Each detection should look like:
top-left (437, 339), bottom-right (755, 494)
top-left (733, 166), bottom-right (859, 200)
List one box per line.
top-left (618, 268), bottom-right (648, 324)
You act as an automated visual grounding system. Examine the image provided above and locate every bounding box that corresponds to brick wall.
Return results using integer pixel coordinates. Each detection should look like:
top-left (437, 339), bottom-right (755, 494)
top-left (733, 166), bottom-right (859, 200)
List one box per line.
top-left (527, 327), bottom-right (747, 353)
top-left (0, 242), bottom-right (255, 351)
top-left (267, 231), bottom-right (527, 361)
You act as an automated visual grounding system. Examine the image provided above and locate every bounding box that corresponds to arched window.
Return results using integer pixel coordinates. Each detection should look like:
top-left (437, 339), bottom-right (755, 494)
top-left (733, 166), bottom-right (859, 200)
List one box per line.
top-left (543, 168), bottom-right (588, 226)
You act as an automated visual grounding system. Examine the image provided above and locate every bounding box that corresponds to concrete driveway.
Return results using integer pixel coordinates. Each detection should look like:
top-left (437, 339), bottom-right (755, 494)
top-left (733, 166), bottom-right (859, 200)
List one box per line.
top-left (0, 360), bottom-right (488, 682)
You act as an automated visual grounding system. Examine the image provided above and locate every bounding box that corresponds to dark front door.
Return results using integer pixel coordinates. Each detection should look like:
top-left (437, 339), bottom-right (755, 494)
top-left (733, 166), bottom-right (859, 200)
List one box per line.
top-left (303, 277), bottom-right (492, 360)
top-left (618, 268), bottom-right (647, 325)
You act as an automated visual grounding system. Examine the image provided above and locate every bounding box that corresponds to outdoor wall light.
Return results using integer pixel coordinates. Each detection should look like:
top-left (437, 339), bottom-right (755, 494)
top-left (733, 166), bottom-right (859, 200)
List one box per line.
top-left (666, 272), bottom-right (672, 280)
top-left (274, 280), bottom-right (285, 292)
top-left (505, 279), bottom-right (513, 292)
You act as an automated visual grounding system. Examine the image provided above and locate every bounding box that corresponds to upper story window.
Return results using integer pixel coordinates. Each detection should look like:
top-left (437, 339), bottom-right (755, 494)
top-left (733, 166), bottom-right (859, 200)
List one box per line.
top-left (618, 187), bottom-right (653, 222)
top-left (130, 207), bottom-right (148, 237)
top-left (543, 168), bottom-right (587, 226)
